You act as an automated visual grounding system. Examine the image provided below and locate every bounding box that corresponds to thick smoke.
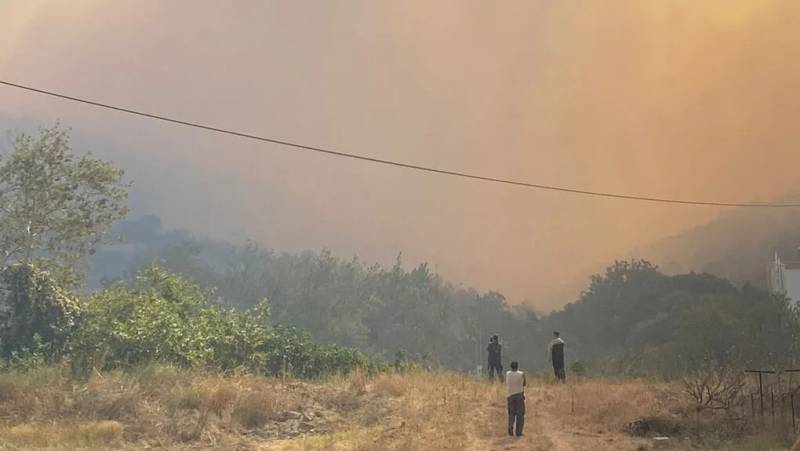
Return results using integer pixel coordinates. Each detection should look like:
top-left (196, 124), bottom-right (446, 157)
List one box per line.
top-left (1, 1), bottom-right (799, 309)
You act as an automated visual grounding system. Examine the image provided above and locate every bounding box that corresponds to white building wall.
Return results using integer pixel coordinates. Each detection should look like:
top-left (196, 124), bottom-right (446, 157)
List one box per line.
top-left (768, 253), bottom-right (784, 293)
top-left (782, 269), bottom-right (800, 304)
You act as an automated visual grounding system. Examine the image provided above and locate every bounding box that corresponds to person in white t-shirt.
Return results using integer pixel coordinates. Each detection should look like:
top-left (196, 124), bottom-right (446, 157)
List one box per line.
top-left (505, 361), bottom-right (526, 437)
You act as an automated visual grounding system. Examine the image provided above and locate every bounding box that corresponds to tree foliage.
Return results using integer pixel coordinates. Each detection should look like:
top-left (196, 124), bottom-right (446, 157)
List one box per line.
top-left (132, 241), bottom-right (543, 370)
top-left (0, 126), bottom-right (128, 286)
top-left (550, 261), bottom-right (800, 376)
top-left (129, 235), bottom-right (800, 378)
top-left (0, 263), bottom-right (79, 360)
top-left (71, 266), bottom-right (374, 378)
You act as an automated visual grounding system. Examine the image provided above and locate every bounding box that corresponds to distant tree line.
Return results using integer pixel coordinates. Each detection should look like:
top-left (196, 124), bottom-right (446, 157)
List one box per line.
top-left (124, 237), bottom-right (800, 377)
top-left (549, 260), bottom-right (799, 377)
top-left (123, 240), bottom-right (543, 370)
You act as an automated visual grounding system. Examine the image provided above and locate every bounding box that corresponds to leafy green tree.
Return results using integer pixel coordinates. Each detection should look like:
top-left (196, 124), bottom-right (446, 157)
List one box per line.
top-left (549, 260), bottom-right (800, 377)
top-left (0, 126), bottom-right (129, 286)
top-left (0, 263), bottom-right (80, 360)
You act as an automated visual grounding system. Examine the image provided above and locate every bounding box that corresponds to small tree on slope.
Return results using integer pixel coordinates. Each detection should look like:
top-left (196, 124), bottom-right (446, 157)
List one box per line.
top-left (0, 125), bottom-right (129, 287)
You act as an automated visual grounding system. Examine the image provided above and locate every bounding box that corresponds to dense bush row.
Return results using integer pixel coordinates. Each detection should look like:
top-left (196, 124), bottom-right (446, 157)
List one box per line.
top-left (121, 237), bottom-right (543, 370)
top-left (131, 232), bottom-right (800, 377)
top-left (0, 263), bottom-right (379, 378)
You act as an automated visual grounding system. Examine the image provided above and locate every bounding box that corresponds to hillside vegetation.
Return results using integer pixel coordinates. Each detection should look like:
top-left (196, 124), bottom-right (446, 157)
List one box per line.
top-left (0, 127), bottom-right (374, 380)
top-left (97, 227), bottom-right (800, 378)
top-left (641, 206), bottom-right (800, 287)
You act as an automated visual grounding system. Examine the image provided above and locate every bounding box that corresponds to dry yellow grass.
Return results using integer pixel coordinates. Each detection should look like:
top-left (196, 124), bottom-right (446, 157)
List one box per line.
top-left (0, 420), bottom-right (123, 448)
top-left (269, 374), bottom-right (794, 451)
top-left (547, 378), bottom-right (683, 432)
top-left (233, 389), bottom-right (283, 428)
top-left (0, 366), bottom-right (792, 450)
top-left (346, 369), bottom-right (368, 396)
top-left (370, 373), bottom-right (406, 397)
top-left (268, 372), bottom-right (653, 451)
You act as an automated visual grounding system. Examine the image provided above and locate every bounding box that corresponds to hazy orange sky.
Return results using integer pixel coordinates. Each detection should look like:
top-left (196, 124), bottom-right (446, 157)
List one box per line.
top-left (1, 1), bottom-right (799, 310)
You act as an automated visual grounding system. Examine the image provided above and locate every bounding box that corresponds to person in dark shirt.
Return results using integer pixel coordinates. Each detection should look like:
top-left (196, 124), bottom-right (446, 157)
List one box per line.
top-left (547, 331), bottom-right (566, 383)
top-left (487, 335), bottom-right (503, 381)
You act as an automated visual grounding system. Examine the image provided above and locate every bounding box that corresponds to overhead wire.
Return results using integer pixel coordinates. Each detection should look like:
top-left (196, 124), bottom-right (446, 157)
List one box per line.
top-left (1, 79), bottom-right (798, 208)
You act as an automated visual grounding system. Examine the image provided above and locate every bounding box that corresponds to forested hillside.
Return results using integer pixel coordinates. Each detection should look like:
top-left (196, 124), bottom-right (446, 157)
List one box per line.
top-left (90, 219), bottom-right (543, 370)
top-left (93, 217), bottom-right (800, 377)
top-left (641, 205), bottom-right (800, 287)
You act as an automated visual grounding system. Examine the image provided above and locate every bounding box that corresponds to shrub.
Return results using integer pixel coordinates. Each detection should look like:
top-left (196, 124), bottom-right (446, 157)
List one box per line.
top-left (0, 264), bottom-right (79, 361)
top-left (682, 359), bottom-right (745, 409)
top-left (263, 326), bottom-right (374, 378)
top-left (233, 390), bottom-right (279, 428)
top-left (70, 266), bottom-right (376, 379)
top-left (570, 360), bottom-right (587, 377)
top-left (74, 378), bottom-right (143, 421)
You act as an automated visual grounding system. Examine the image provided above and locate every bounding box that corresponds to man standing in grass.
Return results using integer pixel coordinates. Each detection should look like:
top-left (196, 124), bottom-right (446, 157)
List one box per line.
top-left (548, 331), bottom-right (566, 383)
top-left (487, 335), bottom-right (503, 381)
top-left (506, 361), bottom-right (526, 437)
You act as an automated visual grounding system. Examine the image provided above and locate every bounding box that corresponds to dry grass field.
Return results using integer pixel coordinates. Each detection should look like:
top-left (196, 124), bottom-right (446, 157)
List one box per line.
top-left (0, 365), bottom-right (793, 450)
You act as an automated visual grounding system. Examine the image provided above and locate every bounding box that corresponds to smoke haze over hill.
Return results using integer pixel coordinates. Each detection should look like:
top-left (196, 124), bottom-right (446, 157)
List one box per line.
top-left (639, 205), bottom-right (800, 287)
top-left (2, 1), bottom-right (800, 309)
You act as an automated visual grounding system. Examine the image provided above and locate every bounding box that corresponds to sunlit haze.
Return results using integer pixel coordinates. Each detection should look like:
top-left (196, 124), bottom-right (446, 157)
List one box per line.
top-left (2, 0), bottom-right (799, 310)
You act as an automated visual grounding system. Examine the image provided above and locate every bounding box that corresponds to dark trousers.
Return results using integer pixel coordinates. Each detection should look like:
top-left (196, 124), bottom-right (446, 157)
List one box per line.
top-left (553, 361), bottom-right (566, 383)
top-left (507, 393), bottom-right (525, 436)
top-left (488, 361), bottom-right (503, 381)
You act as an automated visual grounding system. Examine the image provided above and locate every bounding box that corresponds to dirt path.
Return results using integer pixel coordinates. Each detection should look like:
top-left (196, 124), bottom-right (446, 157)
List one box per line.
top-left (258, 374), bottom-right (658, 451)
top-left (468, 385), bottom-right (645, 451)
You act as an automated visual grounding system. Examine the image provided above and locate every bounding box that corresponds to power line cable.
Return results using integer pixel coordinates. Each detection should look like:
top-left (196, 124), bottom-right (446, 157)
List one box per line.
top-left (1, 79), bottom-right (797, 208)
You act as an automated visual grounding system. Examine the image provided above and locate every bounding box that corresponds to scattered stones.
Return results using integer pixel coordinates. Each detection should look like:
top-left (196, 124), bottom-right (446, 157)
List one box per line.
top-left (653, 436), bottom-right (671, 449)
top-left (244, 408), bottom-right (331, 441)
top-left (624, 416), bottom-right (680, 437)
